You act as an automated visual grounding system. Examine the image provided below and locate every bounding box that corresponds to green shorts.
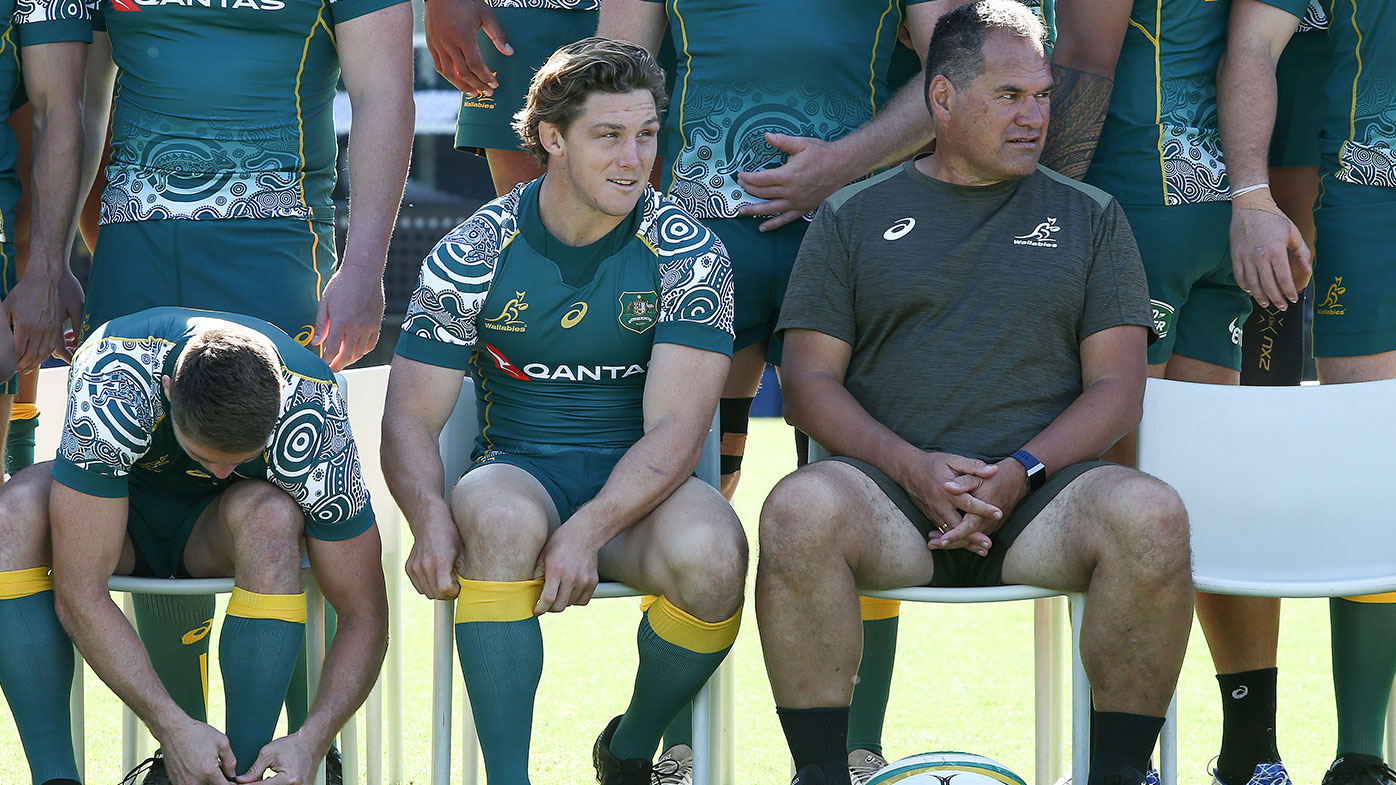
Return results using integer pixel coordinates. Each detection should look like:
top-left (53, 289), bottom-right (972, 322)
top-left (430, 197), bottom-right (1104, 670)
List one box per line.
top-left (700, 217), bottom-right (808, 366)
top-left (454, 7), bottom-right (598, 154)
top-left (1269, 31), bottom-right (1331, 169)
top-left (1122, 201), bottom-right (1250, 369)
top-left (84, 217), bottom-right (335, 344)
top-left (0, 242), bottom-right (19, 395)
top-left (126, 484), bottom-right (219, 579)
top-left (469, 440), bottom-right (627, 522)
top-left (1312, 175), bottom-right (1396, 357)
top-left (826, 456), bottom-right (1111, 588)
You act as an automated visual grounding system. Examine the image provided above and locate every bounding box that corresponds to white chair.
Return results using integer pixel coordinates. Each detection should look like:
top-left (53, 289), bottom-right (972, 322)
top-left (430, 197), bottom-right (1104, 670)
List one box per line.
top-left (1137, 377), bottom-right (1396, 767)
top-left (430, 381), bottom-right (737, 785)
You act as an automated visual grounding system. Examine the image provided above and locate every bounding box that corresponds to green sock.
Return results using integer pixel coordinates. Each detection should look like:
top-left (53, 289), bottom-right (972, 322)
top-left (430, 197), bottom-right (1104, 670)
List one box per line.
top-left (662, 704), bottom-right (693, 750)
top-left (609, 598), bottom-right (739, 761)
top-left (285, 601), bottom-right (337, 731)
top-left (848, 615), bottom-right (899, 755)
top-left (221, 589), bottom-right (306, 777)
top-left (0, 578), bottom-right (80, 785)
top-left (133, 593), bottom-right (216, 722)
top-left (4, 414), bottom-right (36, 476)
top-left (457, 617), bottom-right (544, 784)
top-left (1331, 597), bottom-right (1396, 757)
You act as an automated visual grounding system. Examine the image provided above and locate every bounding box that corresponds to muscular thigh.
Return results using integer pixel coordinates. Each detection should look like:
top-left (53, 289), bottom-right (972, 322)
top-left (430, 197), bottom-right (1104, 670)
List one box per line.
top-left (801, 461), bottom-right (938, 591)
top-left (1000, 464), bottom-right (1135, 591)
top-left (596, 477), bottom-right (742, 591)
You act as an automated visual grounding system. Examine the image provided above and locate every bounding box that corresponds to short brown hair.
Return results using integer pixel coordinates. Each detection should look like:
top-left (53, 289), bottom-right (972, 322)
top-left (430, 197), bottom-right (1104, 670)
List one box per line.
top-left (169, 327), bottom-right (283, 454)
top-left (513, 36), bottom-right (668, 166)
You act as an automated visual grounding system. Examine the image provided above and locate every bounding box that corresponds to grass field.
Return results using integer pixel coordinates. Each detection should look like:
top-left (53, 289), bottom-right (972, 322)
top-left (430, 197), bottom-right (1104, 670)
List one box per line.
top-left (1, 418), bottom-right (1346, 785)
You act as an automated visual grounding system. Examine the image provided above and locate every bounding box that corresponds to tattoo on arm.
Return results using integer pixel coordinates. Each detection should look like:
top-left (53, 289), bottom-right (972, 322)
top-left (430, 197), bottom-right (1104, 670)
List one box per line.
top-left (1040, 63), bottom-right (1116, 180)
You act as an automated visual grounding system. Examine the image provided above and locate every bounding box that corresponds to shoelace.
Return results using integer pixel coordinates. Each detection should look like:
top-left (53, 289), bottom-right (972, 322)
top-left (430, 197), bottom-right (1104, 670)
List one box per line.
top-left (1326, 763), bottom-right (1396, 785)
top-left (117, 755), bottom-right (162, 785)
top-left (653, 756), bottom-right (690, 784)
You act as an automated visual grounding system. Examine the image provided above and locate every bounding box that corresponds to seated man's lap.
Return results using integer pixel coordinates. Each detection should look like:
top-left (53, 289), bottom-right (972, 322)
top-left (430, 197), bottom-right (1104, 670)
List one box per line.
top-left (822, 456), bottom-right (1111, 589)
top-left (122, 485), bottom-right (221, 579)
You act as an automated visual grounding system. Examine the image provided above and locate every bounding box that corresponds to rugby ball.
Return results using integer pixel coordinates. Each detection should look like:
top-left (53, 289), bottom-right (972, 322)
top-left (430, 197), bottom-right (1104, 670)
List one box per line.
top-left (866, 751), bottom-right (1028, 785)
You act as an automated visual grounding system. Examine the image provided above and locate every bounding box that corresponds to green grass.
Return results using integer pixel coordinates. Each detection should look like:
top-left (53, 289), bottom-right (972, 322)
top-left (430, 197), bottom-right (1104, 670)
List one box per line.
top-left (1, 418), bottom-right (1344, 784)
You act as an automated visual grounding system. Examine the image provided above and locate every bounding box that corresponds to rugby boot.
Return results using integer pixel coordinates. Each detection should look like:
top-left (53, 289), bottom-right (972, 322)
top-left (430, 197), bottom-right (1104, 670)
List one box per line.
top-left (1209, 759), bottom-right (1292, 785)
top-left (653, 744), bottom-right (693, 785)
top-left (117, 750), bottom-right (169, 785)
top-left (1320, 754), bottom-right (1396, 785)
top-left (792, 765), bottom-right (829, 785)
top-left (594, 714), bottom-right (652, 785)
top-left (848, 749), bottom-right (889, 785)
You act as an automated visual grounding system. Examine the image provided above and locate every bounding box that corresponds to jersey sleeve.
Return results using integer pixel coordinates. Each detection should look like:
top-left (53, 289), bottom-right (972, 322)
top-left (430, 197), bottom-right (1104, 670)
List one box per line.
top-left (52, 341), bottom-right (161, 499)
top-left (327, 0), bottom-right (408, 26)
top-left (1251, 0), bottom-right (1308, 20)
top-left (266, 377), bottom-right (375, 541)
top-left (774, 202), bottom-right (856, 345)
top-left (396, 201), bottom-right (514, 370)
top-left (654, 207), bottom-right (735, 356)
top-left (16, 0), bottom-right (93, 46)
top-left (1080, 198), bottom-right (1153, 341)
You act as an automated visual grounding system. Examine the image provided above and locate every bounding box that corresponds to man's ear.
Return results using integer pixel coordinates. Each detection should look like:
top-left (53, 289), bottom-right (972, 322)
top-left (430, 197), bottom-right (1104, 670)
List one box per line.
top-left (161, 374), bottom-right (172, 397)
top-left (540, 120), bottom-right (566, 159)
top-left (928, 74), bottom-right (956, 123)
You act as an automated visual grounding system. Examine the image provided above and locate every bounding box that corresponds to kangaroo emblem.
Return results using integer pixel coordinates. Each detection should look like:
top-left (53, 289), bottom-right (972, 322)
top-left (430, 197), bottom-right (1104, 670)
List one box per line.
top-left (1015, 217), bottom-right (1061, 242)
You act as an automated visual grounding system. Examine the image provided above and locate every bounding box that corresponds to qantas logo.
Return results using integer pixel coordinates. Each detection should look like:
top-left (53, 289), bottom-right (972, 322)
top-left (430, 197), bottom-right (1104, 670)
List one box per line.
top-left (115, 0), bottom-right (289, 10)
top-left (483, 344), bottom-right (528, 381)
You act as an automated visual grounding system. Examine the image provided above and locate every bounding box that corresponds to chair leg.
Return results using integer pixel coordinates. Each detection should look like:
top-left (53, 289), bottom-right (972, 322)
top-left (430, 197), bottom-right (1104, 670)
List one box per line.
top-left (1034, 597), bottom-right (1052, 785)
top-left (717, 654), bottom-right (736, 785)
top-left (69, 648), bottom-right (85, 783)
top-left (307, 581), bottom-right (328, 785)
top-left (385, 510), bottom-right (405, 785)
top-left (342, 710), bottom-right (360, 785)
top-left (692, 675), bottom-right (713, 785)
top-left (121, 593), bottom-right (141, 775)
top-left (1071, 594), bottom-right (1089, 785)
top-left (432, 600), bottom-right (454, 785)
top-left (461, 673), bottom-right (478, 785)
top-left (1388, 678), bottom-right (1396, 768)
top-left (366, 677), bottom-right (382, 785)
top-left (1159, 693), bottom-right (1178, 785)
top-left (1051, 596), bottom-right (1068, 782)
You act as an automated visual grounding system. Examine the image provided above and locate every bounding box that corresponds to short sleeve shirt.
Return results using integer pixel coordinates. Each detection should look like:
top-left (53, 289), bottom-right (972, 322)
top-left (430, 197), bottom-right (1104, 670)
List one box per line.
top-left (53, 307), bottom-right (375, 541)
top-left (0, 0), bottom-right (92, 244)
top-left (778, 162), bottom-right (1150, 463)
top-left (1260, 0), bottom-right (1396, 187)
top-left (641, 0), bottom-right (931, 220)
top-left (397, 179), bottom-right (734, 449)
top-left (99, 0), bottom-right (407, 225)
top-left (1085, 0), bottom-right (1232, 206)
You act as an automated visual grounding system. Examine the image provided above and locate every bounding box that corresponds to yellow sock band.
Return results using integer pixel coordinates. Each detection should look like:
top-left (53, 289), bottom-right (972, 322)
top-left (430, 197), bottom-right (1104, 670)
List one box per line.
top-left (647, 595), bottom-right (741, 654)
top-left (226, 588), bottom-right (306, 623)
top-left (639, 595), bottom-right (658, 612)
top-left (8, 403), bottom-right (38, 421)
top-left (0, 567), bottom-right (51, 599)
top-left (455, 578), bottom-right (544, 623)
top-left (859, 596), bottom-right (901, 621)
top-left (1344, 592), bottom-right (1396, 604)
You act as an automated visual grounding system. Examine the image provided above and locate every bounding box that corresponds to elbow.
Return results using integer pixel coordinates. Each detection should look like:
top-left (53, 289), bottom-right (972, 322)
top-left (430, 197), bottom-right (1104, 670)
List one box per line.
top-left (52, 584), bottom-right (82, 636)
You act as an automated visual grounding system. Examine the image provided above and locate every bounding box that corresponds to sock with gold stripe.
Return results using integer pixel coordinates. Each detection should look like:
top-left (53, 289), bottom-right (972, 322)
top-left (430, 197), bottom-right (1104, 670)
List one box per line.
top-left (221, 587), bottom-right (306, 776)
top-left (456, 578), bottom-right (545, 785)
top-left (133, 593), bottom-right (216, 722)
top-left (609, 596), bottom-right (740, 760)
top-left (0, 567), bottom-right (81, 785)
top-left (848, 596), bottom-right (899, 755)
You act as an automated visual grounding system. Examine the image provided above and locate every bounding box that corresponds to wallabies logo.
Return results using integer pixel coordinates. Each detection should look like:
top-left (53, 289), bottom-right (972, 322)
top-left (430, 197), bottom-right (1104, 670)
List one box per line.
top-left (1316, 276), bottom-right (1346, 316)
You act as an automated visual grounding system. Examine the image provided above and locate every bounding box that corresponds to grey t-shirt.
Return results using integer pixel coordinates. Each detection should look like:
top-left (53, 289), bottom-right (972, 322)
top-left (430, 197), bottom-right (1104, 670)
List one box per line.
top-left (777, 160), bottom-right (1150, 463)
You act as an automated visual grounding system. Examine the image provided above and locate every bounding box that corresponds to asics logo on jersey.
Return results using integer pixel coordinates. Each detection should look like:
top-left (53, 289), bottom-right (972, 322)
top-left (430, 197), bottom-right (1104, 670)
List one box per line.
top-left (483, 291), bottom-right (530, 333)
top-left (883, 217), bottom-right (916, 241)
top-left (1013, 217), bottom-right (1061, 247)
top-left (1228, 317), bottom-right (1242, 346)
top-left (561, 302), bottom-right (588, 329)
top-left (126, 0), bottom-right (288, 9)
top-left (483, 343), bottom-right (529, 381)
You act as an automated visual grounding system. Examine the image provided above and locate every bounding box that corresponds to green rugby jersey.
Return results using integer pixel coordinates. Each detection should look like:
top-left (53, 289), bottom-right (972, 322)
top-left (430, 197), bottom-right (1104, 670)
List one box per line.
top-left (642, 0), bottom-right (930, 220)
top-left (97, 0), bottom-right (405, 225)
top-left (1084, 0), bottom-right (1232, 206)
top-left (1259, 0), bottom-right (1396, 187)
top-left (0, 0), bottom-right (91, 244)
top-left (397, 178), bottom-right (734, 450)
top-left (53, 307), bottom-right (374, 541)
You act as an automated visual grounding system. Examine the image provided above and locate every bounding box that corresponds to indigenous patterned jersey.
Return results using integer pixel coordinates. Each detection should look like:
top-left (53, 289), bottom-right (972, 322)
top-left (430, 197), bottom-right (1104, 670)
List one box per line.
top-left (397, 178), bottom-right (734, 449)
top-left (53, 307), bottom-right (374, 541)
top-left (1084, 0), bottom-right (1232, 206)
top-left (1260, 0), bottom-right (1393, 187)
top-left (0, 0), bottom-right (92, 244)
top-left (641, 0), bottom-right (931, 220)
top-left (97, 0), bottom-right (405, 225)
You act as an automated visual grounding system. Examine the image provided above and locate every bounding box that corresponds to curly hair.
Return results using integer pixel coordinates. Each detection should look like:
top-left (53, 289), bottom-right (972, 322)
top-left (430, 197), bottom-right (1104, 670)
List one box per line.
top-left (513, 36), bottom-right (668, 166)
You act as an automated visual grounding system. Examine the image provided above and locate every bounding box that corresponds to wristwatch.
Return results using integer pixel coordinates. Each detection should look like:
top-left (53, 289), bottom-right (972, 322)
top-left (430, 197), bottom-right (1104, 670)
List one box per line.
top-left (1008, 449), bottom-right (1046, 493)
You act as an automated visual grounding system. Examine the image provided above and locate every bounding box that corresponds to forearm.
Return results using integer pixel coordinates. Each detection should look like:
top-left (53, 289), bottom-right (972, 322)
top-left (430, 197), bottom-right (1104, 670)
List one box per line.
top-left (830, 81), bottom-right (934, 178)
top-left (1021, 375), bottom-right (1143, 473)
top-left (57, 587), bottom-right (188, 735)
top-left (296, 603), bottom-right (387, 755)
top-left (341, 92), bottom-right (413, 272)
top-left (381, 410), bottom-right (453, 538)
top-left (74, 35), bottom-right (115, 252)
top-left (572, 418), bottom-right (704, 542)
top-left (27, 93), bottom-right (84, 275)
top-left (783, 371), bottom-right (924, 488)
top-left (1039, 63), bottom-right (1114, 179)
top-left (1218, 48), bottom-right (1279, 191)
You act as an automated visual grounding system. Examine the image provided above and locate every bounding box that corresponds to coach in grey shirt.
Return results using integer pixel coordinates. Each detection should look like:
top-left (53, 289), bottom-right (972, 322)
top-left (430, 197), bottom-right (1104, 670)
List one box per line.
top-left (755, 4), bottom-right (1194, 785)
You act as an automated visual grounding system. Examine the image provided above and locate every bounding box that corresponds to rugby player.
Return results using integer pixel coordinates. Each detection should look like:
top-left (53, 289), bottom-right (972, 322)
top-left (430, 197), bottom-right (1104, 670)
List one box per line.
top-left (382, 38), bottom-right (744, 785)
top-left (1220, 4), bottom-right (1396, 783)
top-left (755, 5), bottom-right (1192, 785)
top-left (0, 307), bottom-right (385, 785)
top-left (0, 0), bottom-right (88, 781)
top-left (79, 0), bottom-right (413, 769)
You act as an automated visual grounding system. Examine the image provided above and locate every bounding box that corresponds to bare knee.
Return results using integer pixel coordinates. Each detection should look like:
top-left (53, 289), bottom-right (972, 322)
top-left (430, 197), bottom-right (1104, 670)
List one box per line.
top-left (452, 486), bottom-right (549, 577)
top-left (758, 465), bottom-right (853, 576)
top-left (660, 514), bottom-right (748, 620)
top-left (223, 481), bottom-right (303, 588)
top-left (1097, 470), bottom-right (1191, 579)
top-left (0, 463), bottom-right (53, 569)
